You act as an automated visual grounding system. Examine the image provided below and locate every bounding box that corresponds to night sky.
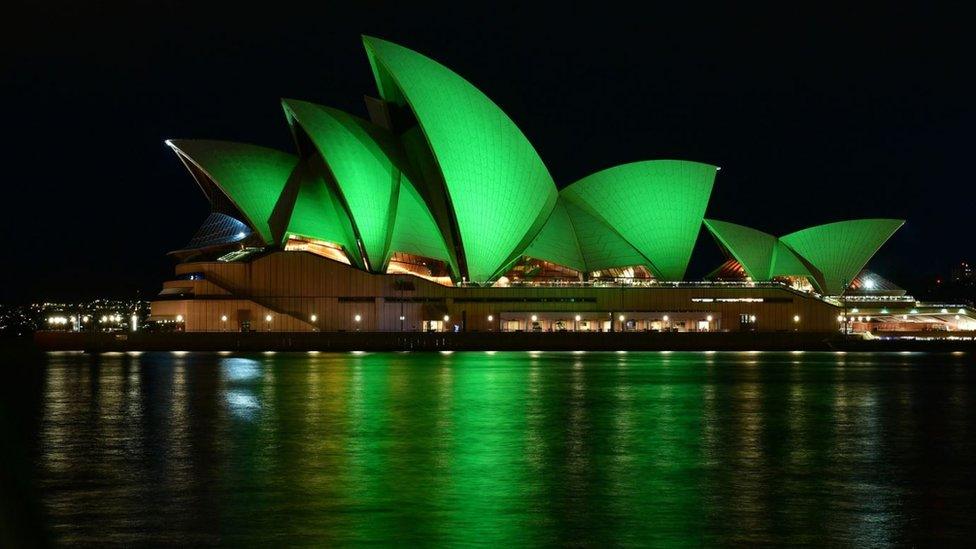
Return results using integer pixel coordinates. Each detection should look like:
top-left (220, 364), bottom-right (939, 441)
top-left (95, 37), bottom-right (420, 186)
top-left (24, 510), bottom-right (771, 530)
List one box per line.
top-left (3, 2), bottom-right (972, 302)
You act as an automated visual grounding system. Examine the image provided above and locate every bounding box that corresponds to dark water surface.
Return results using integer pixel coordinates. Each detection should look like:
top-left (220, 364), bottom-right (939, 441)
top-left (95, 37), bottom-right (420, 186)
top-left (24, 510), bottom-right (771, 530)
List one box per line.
top-left (2, 350), bottom-right (975, 546)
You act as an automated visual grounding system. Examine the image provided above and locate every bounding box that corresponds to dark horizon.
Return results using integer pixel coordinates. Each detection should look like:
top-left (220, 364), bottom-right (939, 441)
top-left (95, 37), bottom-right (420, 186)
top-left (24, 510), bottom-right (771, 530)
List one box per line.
top-left (3, 2), bottom-right (972, 302)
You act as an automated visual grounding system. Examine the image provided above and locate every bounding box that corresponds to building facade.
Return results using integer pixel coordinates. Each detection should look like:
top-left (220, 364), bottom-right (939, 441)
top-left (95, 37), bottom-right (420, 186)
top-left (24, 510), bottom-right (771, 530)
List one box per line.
top-left (152, 251), bottom-right (842, 333)
top-left (150, 37), bottom-right (916, 334)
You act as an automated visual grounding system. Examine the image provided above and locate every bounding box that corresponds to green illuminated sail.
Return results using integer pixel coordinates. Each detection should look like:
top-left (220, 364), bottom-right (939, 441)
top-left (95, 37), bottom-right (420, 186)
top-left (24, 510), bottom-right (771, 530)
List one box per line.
top-left (166, 139), bottom-right (297, 244)
top-left (522, 199), bottom-right (586, 272)
top-left (563, 200), bottom-right (649, 272)
top-left (282, 99), bottom-right (404, 271)
top-left (702, 219), bottom-right (776, 280)
top-left (388, 178), bottom-right (454, 269)
top-left (780, 219), bottom-right (904, 295)
top-left (704, 218), bottom-right (826, 289)
top-left (562, 160), bottom-right (718, 280)
top-left (770, 240), bottom-right (816, 281)
top-left (363, 36), bottom-right (558, 283)
top-left (284, 159), bottom-right (364, 268)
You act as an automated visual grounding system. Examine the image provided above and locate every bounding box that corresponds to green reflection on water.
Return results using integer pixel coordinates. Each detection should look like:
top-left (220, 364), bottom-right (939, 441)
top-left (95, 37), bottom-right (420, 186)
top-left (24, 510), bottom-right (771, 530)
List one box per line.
top-left (26, 350), bottom-right (976, 546)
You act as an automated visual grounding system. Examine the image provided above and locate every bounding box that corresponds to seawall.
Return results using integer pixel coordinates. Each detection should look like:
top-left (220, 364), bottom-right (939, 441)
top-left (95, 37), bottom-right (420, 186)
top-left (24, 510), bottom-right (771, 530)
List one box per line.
top-left (33, 331), bottom-right (976, 353)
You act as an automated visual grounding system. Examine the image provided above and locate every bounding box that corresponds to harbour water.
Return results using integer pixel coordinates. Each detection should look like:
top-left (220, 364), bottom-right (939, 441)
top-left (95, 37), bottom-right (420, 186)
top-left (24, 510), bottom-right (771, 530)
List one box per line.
top-left (2, 350), bottom-right (974, 545)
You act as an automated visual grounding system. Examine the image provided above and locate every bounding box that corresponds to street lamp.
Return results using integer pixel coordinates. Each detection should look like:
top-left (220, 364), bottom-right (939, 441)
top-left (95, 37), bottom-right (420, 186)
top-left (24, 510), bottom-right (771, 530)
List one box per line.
top-left (575, 314), bottom-right (581, 332)
top-left (354, 314), bottom-right (361, 331)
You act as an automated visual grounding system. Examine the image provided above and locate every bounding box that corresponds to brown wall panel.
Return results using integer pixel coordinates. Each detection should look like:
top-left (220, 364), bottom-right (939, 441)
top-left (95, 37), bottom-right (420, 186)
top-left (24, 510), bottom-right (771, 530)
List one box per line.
top-left (161, 252), bottom-right (842, 333)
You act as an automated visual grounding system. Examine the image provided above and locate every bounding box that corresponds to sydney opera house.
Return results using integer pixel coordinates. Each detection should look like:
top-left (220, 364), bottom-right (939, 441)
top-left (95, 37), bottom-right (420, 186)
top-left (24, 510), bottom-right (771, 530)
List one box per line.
top-left (149, 36), bottom-right (954, 334)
